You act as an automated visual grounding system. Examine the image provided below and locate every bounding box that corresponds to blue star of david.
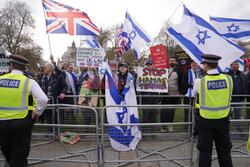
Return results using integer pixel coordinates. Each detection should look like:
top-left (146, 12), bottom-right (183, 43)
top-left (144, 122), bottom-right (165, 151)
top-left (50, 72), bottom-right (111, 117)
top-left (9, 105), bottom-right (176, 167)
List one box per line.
top-left (196, 29), bottom-right (211, 45)
top-left (99, 68), bottom-right (105, 75)
top-left (227, 23), bottom-right (240, 32)
top-left (129, 30), bottom-right (136, 40)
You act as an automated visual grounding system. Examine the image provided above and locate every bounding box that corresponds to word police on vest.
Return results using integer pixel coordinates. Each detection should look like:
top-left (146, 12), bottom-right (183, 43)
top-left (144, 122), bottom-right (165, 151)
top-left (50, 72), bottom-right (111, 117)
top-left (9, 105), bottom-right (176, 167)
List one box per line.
top-left (207, 80), bottom-right (227, 90)
top-left (0, 79), bottom-right (20, 88)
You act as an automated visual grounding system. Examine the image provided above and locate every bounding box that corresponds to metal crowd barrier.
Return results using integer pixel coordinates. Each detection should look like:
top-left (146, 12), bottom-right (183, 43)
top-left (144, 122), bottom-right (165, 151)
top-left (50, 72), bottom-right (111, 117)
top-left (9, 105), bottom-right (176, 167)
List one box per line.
top-left (1, 94), bottom-right (250, 167)
top-left (29, 104), bottom-right (99, 167)
top-left (101, 101), bottom-right (194, 167)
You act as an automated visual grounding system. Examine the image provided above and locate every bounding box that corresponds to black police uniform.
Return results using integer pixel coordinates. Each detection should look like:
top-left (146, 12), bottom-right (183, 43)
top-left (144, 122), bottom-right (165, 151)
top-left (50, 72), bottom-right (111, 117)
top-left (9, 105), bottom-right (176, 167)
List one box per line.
top-left (195, 54), bottom-right (233, 167)
top-left (0, 55), bottom-right (34, 167)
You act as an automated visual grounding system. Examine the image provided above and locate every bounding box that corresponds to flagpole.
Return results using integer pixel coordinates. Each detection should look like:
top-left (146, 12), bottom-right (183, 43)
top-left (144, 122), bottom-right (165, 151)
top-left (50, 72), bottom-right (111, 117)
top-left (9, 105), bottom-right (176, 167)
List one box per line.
top-left (139, 1), bottom-right (183, 61)
top-left (41, 1), bottom-right (53, 56)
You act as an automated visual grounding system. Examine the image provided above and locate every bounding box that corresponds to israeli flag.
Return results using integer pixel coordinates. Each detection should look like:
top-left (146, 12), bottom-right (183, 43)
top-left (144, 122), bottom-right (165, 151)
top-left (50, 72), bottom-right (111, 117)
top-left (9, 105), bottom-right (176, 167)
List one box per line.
top-left (123, 11), bottom-right (151, 58)
top-left (166, 7), bottom-right (246, 71)
top-left (98, 62), bottom-right (107, 80)
top-left (105, 63), bottom-right (141, 151)
top-left (81, 35), bottom-right (100, 48)
top-left (210, 16), bottom-right (250, 41)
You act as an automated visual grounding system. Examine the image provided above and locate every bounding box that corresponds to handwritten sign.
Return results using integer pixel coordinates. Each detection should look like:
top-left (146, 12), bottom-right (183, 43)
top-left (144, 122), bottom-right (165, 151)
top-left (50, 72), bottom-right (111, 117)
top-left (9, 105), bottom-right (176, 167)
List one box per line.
top-left (137, 67), bottom-right (168, 93)
top-left (76, 47), bottom-right (104, 68)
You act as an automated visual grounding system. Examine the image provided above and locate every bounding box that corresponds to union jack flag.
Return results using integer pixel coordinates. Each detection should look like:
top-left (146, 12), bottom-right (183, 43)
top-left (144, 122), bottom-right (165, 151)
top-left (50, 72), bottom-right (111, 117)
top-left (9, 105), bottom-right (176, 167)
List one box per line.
top-left (42, 0), bottom-right (100, 36)
top-left (116, 23), bottom-right (131, 54)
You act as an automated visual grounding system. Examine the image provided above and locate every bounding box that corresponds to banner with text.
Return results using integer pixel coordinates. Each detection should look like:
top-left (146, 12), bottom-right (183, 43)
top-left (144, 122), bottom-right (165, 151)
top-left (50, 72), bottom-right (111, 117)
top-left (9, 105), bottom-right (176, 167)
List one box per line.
top-left (137, 67), bottom-right (168, 93)
top-left (76, 47), bottom-right (105, 68)
top-left (150, 45), bottom-right (169, 68)
top-left (175, 51), bottom-right (192, 72)
top-left (0, 48), bottom-right (11, 73)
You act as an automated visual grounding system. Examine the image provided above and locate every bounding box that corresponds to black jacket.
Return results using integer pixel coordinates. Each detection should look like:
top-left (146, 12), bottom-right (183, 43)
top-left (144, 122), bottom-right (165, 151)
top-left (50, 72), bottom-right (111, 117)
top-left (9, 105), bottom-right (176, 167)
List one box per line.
top-left (226, 69), bottom-right (248, 101)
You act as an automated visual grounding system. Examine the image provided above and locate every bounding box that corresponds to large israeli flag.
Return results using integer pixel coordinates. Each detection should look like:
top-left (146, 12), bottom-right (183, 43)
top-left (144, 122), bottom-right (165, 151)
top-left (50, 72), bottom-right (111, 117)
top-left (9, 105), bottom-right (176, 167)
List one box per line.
top-left (123, 11), bottom-right (152, 58)
top-left (105, 63), bottom-right (141, 151)
top-left (210, 16), bottom-right (250, 41)
top-left (166, 7), bottom-right (246, 71)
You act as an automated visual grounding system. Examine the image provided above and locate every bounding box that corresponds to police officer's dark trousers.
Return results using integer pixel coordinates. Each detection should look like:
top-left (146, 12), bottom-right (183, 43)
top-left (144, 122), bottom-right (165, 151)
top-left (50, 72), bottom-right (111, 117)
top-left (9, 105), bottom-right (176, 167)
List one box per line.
top-left (197, 116), bottom-right (233, 167)
top-left (0, 112), bottom-right (33, 167)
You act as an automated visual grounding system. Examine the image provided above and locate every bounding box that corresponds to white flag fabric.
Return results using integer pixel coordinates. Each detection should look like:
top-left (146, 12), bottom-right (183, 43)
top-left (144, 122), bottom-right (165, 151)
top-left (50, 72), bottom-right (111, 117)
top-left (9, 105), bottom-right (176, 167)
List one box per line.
top-left (210, 16), bottom-right (250, 41)
top-left (166, 7), bottom-right (246, 71)
top-left (105, 64), bottom-right (141, 151)
top-left (123, 11), bottom-right (151, 58)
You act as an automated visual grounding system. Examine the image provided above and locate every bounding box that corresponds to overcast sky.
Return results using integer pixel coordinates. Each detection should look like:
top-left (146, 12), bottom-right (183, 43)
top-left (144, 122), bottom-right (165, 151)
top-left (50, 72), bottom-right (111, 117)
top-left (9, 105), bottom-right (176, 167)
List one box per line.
top-left (1, 0), bottom-right (250, 62)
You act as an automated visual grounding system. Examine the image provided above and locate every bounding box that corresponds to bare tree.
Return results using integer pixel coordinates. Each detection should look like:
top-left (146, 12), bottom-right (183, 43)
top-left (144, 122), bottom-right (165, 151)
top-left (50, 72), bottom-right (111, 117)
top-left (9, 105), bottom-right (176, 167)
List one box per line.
top-left (0, 0), bottom-right (44, 70)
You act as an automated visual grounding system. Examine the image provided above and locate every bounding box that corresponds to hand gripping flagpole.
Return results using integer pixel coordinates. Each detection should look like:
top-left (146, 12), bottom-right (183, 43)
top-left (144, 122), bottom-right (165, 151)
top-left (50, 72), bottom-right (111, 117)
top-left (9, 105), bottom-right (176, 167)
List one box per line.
top-left (41, 1), bottom-right (53, 56)
top-left (139, 1), bottom-right (184, 61)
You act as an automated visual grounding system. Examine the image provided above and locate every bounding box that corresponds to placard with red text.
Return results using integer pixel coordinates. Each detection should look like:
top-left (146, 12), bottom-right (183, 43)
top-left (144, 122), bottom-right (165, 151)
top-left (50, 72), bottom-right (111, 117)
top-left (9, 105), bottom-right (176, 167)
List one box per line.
top-left (137, 67), bottom-right (168, 93)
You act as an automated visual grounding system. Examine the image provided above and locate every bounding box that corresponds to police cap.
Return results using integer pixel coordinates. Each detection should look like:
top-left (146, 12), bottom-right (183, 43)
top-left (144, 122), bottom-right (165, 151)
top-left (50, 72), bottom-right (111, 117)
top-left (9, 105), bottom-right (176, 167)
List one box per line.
top-left (10, 54), bottom-right (29, 66)
top-left (201, 54), bottom-right (221, 64)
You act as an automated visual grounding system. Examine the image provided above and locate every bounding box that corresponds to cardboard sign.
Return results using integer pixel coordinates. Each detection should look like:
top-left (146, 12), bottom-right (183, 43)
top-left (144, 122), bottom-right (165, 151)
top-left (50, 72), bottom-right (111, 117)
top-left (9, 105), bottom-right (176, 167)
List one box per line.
top-left (150, 45), bottom-right (169, 68)
top-left (0, 48), bottom-right (11, 73)
top-left (175, 51), bottom-right (192, 72)
top-left (137, 67), bottom-right (168, 93)
top-left (76, 47), bottom-right (105, 68)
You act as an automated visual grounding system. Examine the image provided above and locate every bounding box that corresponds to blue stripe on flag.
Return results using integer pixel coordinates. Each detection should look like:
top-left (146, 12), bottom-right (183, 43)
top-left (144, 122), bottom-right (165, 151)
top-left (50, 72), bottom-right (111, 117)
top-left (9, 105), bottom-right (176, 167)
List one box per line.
top-left (125, 13), bottom-right (151, 42)
top-left (86, 40), bottom-right (95, 48)
top-left (167, 27), bottom-right (203, 62)
top-left (223, 31), bottom-right (250, 39)
top-left (106, 71), bottom-right (121, 105)
top-left (237, 59), bottom-right (244, 66)
top-left (184, 8), bottom-right (246, 53)
top-left (210, 17), bottom-right (250, 22)
top-left (108, 127), bottom-right (134, 147)
top-left (133, 49), bottom-right (138, 59)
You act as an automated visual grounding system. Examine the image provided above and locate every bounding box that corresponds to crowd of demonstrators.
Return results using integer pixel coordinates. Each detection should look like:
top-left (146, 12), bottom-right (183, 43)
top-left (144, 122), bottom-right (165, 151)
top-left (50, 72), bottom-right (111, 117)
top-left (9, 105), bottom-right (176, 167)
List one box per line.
top-left (225, 61), bottom-right (248, 131)
top-left (21, 53), bottom-right (250, 135)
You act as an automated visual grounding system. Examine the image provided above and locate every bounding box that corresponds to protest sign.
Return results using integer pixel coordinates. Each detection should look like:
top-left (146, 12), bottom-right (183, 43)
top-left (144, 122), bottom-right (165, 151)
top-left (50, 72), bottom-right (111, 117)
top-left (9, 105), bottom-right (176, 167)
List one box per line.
top-left (137, 67), bottom-right (168, 93)
top-left (175, 51), bottom-right (192, 72)
top-left (109, 60), bottom-right (118, 75)
top-left (0, 48), bottom-right (11, 73)
top-left (76, 47), bottom-right (104, 68)
top-left (150, 45), bottom-right (169, 68)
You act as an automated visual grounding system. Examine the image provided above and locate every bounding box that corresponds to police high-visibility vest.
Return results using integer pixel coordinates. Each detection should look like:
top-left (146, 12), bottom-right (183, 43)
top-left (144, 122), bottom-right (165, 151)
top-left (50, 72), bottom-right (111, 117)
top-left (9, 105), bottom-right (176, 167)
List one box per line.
top-left (0, 73), bottom-right (30, 119)
top-left (197, 73), bottom-right (233, 119)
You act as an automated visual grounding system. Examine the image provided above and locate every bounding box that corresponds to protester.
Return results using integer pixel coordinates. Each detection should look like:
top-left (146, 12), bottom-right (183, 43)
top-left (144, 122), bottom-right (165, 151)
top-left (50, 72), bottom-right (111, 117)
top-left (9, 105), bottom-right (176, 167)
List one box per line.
top-left (78, 67), bottom-right (89, 88)
top-left (181, 60), bottom-right (198, 127)
top-left (140, 59), bottom-right (159, 137)
top-left (39, 62), bottom-right (67, 132)
top-left (0, 54), bottom-right (48, 167)
top-left (114, 63), bottom-right (133, 97)
top-left (226, 60), bottom-right (248, 131)
top-left (193, 54), bottom-right (233, 167)
top-left (62, 63), bottom-right (79, 124)
top-left (160, 57), bottom-right (183, 132)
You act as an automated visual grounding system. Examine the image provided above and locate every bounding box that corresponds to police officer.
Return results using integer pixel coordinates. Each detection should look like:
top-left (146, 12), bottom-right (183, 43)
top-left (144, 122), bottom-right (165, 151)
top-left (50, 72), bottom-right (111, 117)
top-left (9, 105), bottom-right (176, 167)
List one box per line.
top-left (0, 55), bottom-right (48, 167)
top-left (193, 54), bottom-right (233, 167)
